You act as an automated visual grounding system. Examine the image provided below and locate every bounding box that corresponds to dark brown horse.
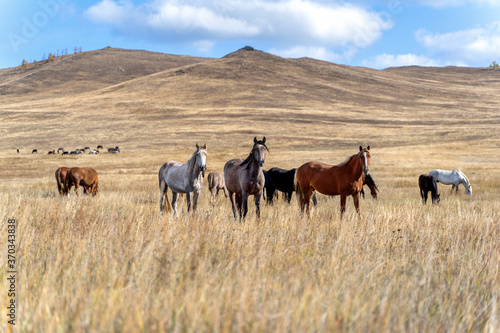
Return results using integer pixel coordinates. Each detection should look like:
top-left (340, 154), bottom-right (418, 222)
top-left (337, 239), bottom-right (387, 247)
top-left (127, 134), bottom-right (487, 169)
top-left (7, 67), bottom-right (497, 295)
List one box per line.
top-left (361, 173), bottom-right (379, 199)
top-left (295, 146), bottom-right (371, 218)
top-left (55, 167), bottom-right (69, 195)
top-left (224, 137), bottom-right (268, 220)
top-left (207, 171), bottom-right (227, 203)
top-left (65, 167), bottom-right (99, 197)
top-left (419, 174), bottom-right (440, 205)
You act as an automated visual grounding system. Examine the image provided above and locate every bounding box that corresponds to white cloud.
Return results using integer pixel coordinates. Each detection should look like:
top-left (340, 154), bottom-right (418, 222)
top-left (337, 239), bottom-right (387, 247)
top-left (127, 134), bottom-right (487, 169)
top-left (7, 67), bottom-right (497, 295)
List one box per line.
top-left (267, 46), bottom-right (343, 62)
top-left (416, 22), bottom-right (500, 65)
top-left (362, 53), bottom-right (442, 69)
top-left (85, 0), bottom-right (392, 52)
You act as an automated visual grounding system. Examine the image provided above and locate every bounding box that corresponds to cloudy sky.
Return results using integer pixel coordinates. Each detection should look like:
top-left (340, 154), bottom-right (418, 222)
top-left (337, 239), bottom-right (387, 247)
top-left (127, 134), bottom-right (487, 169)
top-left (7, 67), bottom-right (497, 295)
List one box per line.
top-left (1, 0), bottom-right (500, 69)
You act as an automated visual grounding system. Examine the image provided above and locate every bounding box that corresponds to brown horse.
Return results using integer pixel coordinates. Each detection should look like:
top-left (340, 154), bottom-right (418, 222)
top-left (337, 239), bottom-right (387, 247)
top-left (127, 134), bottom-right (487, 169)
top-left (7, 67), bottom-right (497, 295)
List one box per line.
top-left (55, 167), bottom-right (69, 195)
top-left (65, 167), bottom-right (99, 197)
top-left (295, 146), bottom-right (371, 218)
top-left (207, 171), bottom-right (227, 203)
top-left (224, 137), bottom-right (268, 220)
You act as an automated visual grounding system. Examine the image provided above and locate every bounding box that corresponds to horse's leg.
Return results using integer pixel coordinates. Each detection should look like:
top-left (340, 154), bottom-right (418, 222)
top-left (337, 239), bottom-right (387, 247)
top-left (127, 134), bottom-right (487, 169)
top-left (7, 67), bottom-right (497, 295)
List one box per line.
top-left (171, 192), bottom-right (179, 215)
top-left (74, 181), bottom-right (80, 197)
top-left (228, 191), bottom-right (238, 219)
top-left (340, 195), bottom-right (347, 218)
top-left (424, 191), bottom-right (428, 204)
top-left (353, 192), bottom-right (361, 215)
top-left (241, 193), bottom-right (249, 220)
top-left (159, 179), bottom-right (167, 213)
top-left (420, 189), bottom-right (425, 205)
top-left (192, 190), bottom-right (200, 212)
top-left (254, 193), bottom-right (262, 219)
top-left (223, 186), bottom-right (228, 197)
top-left (186, 192), bottom-right (192, 212)
top-left (285, 191), bottom-right (292, 204)
top-left (361, 188), bottom-right (365, 199)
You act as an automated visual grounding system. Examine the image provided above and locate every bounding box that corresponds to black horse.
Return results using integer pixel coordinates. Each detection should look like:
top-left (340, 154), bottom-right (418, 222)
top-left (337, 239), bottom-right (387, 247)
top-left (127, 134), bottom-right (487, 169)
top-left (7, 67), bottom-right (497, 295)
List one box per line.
top-left (361, 173), bottom-right (379, 199)
top-left (264, 167), bottom-right (317, 205)
top-left (419, 174), bottom-right (440, 205)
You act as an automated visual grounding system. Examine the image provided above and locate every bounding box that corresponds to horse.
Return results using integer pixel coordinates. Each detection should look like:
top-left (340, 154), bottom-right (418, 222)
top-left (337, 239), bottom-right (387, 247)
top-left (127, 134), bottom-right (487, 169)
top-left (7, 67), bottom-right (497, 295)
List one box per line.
top-left (89, 150), bottom-right (99, 154)
top-left (419, 174), bottom-right (440, 204)
top-left (295, 146), bottom-right (371, 218)
top-left (97, 145), bottom-right (104, 150)
top-left (158, 143), bottom-right (207, 215)
top-left (65, 167), bottom-right (99, 197)
top-left (264, 167), bottom-right (296, 204)
top-left (55, 167), bottom-right (69, 196)
top-left (224, 137), bottom-right (268, 220)
top-left (48, 150), bottom-right (56, 155)
top-left (361, 173), bottom-right (379, 199)
top-left (207, 171), bottom-right (227, 203)
top-left (32, 149), bottom-right (38, 154)
top-left (429, 169), bottom-right (472, 195)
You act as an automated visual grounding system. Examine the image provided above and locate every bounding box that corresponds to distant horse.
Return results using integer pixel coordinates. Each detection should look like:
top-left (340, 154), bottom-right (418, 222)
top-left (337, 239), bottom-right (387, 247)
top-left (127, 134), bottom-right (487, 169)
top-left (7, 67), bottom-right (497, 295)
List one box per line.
top-left (32, 149), bottom-right (38, 154)
top-left (295, 146), bottom-right (371, 218)
top-left (429, 169), bottom-right (472, 195)
top-left (419, 175), bottom-right (440, 204)
top-left (97, 145), bottom-right (103, 150)
top-left (65, 167), bottom-right (99, 197)
top-left (89, 150), bottom-right (99, 154)
top-left (361, 173), bottom-right (379, 199)
top-left (108, 147), bottom-right (120, 153)
top-left (158, 143), bottom-right (207, 214)
top-left (55, 166), bottom-right (69, 196)
top-left (224, 137), bottom-right (268, 220)
top-left (263, 170), bottom-right (277, 204)
top-left (48, 150), bottom-right (56, 155)
top-left (207, 171), bottom-right (227, 203)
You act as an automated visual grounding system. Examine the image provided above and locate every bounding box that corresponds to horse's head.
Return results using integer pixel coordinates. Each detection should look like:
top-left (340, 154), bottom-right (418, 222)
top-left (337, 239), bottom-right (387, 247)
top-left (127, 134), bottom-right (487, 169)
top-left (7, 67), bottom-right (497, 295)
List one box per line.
top-left (195, 143), bottom-right (207, 173)
top-left (432, 193), bottom-right (440, 204)
top-left (253, 137), bottom-right (269, 167)
top-left (359, 145), bottom-right (371, 176)
top-left (466, 185), bottom-right (472, 195)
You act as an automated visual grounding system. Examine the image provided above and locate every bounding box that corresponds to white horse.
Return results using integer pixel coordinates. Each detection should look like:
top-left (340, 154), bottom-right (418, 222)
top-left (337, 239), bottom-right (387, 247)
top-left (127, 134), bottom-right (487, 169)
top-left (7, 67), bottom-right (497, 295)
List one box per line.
top-left (159, 143), bottom-right (207, 214)
top-left (429, 169), bottom-right (472, 195)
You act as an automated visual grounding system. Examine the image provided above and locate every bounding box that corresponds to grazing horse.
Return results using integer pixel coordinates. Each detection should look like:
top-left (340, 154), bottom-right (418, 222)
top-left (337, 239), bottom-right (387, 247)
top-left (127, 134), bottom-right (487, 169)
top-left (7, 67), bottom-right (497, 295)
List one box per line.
top-left (224, 137), bottom-right (268, 220)
top-left (32, 149), bottom-right (38, 154)
top-left (158, 143), bottom-right (207, 215)
top-left (48, 150), bottom-right (56, 155)
top-left (65, 167), bottom-right (99, 197)
top-left (419, 175), bottom-right (440, 204)
top-left (429, 169), bottom-right (472, 195)
top-left (361, 173), bottom-right (379, 199)
top-left (295, 146), bottom-right (371, 218)
top-left (207, 171), bottom-right (227, 203)
top-left (55, 167), bottom-right (69, 195)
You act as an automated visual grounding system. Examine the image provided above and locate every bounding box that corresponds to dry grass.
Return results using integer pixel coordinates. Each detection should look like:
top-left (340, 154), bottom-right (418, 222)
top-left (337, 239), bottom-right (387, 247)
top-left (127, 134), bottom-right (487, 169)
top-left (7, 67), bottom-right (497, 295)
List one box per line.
top-left (1, 47), bottom-right (499, 332)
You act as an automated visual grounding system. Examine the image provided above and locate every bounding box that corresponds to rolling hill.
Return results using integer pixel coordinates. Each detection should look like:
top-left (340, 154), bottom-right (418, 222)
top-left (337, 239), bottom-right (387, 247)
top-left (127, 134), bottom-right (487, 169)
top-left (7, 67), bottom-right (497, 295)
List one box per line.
top-left (1, 46), bottom-right (500, 151)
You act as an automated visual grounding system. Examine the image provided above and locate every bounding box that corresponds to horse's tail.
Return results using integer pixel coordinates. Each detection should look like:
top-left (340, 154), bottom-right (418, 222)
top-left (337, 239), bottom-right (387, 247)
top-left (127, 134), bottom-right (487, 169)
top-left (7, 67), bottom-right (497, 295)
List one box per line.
top-left (158, 164), bottom-right (172, 213)
top-left (294, 169), bottom-right (303, 205)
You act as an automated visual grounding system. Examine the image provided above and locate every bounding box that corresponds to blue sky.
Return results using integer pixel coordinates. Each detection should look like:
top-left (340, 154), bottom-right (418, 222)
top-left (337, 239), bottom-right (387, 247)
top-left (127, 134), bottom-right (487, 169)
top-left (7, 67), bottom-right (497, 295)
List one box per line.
top-left (1, 0), bottom-right (500, 69)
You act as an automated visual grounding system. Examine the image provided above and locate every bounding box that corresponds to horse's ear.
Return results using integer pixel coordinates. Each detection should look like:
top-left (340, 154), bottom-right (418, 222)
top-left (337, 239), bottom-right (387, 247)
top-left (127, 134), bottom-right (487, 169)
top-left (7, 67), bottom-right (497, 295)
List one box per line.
top-left (196, 143), bottom-right (199, 149)
top-left (262, 137), bottom-right (266, 144)
top-left (203, 143), bottom-right (207, 149)
top-left (254, 137), bottom-right (258, 144)
top-left (367, 145), bottom-right (370, 150)
top-left (359, 146), bottom-right (363, 151)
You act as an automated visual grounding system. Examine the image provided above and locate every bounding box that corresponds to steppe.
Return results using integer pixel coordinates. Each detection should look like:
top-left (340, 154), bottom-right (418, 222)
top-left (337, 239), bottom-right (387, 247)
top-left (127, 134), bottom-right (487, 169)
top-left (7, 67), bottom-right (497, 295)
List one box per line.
top-left (1, 47), bottom-right (499, 332)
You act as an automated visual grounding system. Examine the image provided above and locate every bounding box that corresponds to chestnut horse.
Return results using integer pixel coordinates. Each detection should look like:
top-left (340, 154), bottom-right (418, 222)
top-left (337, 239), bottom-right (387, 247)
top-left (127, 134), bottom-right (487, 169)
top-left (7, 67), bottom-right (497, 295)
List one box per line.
top-left (224, 137), bottom-right (268, 220)
top-left (295, 146), bottom-right (371, 218)
top-left (55, 166), bottom-right (69, 195)
top-left (65, 167), bottom-right (99, 197)
top-left (207, 171), bottom-right (227, 204)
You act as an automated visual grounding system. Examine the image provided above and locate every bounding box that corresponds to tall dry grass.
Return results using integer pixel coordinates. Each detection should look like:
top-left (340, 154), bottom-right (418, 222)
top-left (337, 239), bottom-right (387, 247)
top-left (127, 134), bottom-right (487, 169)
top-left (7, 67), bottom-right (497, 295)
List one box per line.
top-left (1, 146), bottom-right (499, 332)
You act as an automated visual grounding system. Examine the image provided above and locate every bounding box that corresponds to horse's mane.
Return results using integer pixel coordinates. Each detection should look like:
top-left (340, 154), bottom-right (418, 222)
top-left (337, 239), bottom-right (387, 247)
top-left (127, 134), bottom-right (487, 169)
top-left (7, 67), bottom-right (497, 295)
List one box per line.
top-left (336, 153), bottom-right (357, 167)
top-left (456, 169), bottom-right (471, 187)
top-left (187, 148), bottom-right (199, 174)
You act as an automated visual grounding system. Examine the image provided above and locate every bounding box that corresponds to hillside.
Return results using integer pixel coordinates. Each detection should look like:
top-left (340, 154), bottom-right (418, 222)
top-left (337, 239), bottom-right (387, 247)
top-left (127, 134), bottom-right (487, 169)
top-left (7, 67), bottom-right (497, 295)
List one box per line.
top-left (1, 46), bottom-right (500, 151)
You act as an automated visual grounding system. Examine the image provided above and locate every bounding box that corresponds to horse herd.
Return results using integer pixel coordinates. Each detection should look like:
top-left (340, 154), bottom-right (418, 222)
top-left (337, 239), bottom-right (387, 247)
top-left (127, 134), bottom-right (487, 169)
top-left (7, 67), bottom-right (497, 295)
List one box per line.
top-left (54, 137), bottom-right (473, 219)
